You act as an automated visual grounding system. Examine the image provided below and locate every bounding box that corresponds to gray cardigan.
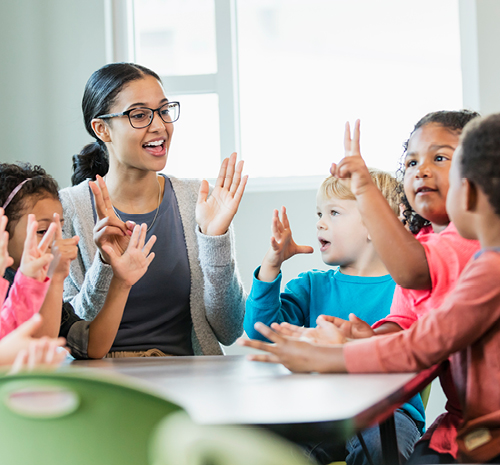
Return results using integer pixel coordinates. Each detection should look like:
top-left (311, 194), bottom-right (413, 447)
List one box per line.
top-left (59, 177), bottom-right (246, 356)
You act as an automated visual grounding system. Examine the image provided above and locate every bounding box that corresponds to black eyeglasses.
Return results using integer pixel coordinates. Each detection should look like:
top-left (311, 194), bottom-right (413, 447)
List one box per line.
top-left (96, 101), bottom-right (180, 129)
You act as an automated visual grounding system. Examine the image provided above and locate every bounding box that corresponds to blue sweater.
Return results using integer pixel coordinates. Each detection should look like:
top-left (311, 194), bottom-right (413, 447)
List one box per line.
top-left (244, 267), bottom-right (426, 433)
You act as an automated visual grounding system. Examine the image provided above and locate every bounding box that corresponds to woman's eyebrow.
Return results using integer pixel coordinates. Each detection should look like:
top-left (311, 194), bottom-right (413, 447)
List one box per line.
top-left (126, 98), bottom-right (169, 110)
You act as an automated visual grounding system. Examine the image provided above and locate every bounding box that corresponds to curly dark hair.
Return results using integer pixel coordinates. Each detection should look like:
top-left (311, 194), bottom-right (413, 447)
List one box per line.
top-left (0, 163), bottom-right (59, 235)
top-left (460, 114), bottom-right (500, 216)
top-left (396, 110), bottom-right (480, 234)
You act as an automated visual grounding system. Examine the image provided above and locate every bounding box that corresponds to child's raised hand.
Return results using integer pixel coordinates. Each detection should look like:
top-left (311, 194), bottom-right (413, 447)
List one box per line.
top-left (317, 313), bottom-right (375, 339)
top-left (91, 175), bottom-right (134, 264)
top-left (196, 152), bottom-right (248, 236)
top-left (19, 215), bottom-right (57, 282)
top-left (0, 209), bottom-right (14, 276)
top-left (258, 207), bottom-right (313, 282)
top-left (48, 213), bottom-right (79, 282)
top-left (330, 120), bottom-right (375, 197)
top-left (101, 223), bottom-right (156, 287)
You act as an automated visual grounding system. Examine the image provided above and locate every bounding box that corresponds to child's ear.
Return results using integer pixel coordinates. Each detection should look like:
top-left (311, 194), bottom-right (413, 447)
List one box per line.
top-left (464, 178), bottom-right (478, 212)
top-left (91, 119), bottom-right (112, 143)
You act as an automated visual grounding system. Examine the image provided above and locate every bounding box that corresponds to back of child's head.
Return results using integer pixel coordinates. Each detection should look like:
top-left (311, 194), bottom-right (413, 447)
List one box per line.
top-left (460, 113), bottom-right (500, 216)
top-left (0, 163), bottom-right (59, 235)
top-left (320, 168), bottom-right (401, 216)
top-left (398, 109), bottom-right (481, 234)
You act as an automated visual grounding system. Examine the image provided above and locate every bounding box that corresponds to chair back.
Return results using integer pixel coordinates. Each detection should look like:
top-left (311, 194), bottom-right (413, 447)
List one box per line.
top-left (150, 410), bottom-right (315, 465)
top-left (0, 370), bottom-right (182, 465)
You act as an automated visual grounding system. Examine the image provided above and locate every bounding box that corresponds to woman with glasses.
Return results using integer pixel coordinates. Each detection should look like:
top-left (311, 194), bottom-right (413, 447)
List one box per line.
top-left (60, 62), bottom-right (247, 358)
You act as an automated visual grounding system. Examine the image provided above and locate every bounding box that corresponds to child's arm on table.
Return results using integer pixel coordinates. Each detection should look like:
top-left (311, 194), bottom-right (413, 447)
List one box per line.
top-left (0, 313), bottom-right (66, 369)
top-left (238, 322), bottom-right (347, 373)
top-left (86, 223), bottom-right (156, 359)
top-left (35, 215), bottom-right (80, 338)
top-left (333, 120), bottom-right (430, 290)
top-left (258, 207), bottom-right (313, 282)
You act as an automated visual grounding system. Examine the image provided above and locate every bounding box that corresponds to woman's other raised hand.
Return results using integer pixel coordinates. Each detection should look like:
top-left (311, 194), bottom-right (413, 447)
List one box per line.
top-left (196, 152), bottom-right (248, 236)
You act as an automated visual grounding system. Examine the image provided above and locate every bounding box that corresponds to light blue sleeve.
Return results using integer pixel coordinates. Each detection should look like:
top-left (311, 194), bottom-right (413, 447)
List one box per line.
top-left (244, 267), bottom-right (312, 341)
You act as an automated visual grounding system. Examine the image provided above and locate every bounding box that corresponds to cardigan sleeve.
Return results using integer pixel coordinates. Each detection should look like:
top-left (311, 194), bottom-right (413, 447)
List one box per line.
top-left (196, 224), bottom-right (246, 346)
top-left (60, 183), bottom-right (114, 321)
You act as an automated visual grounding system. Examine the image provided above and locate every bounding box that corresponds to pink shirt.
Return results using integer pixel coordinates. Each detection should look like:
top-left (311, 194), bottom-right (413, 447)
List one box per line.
top-left (373, 223), bottom-right (480, 330)
top-left (0, 272), bottom-right (50, 339)
top-left (344, 250), bottom-right (500, 462)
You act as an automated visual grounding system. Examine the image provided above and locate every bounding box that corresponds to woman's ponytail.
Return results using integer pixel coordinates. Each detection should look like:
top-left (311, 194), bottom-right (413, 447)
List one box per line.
top-left (71, 140), bottom-right (109, 186)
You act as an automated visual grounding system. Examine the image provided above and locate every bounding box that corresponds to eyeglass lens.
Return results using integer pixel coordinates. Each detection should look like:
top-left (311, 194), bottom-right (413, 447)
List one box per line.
top-left (128, 102), bottom-right (179, 128)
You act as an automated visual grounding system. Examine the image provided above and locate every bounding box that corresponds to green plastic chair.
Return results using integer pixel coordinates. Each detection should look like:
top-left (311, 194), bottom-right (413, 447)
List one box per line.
top-left (150, 411), bottom-right (316, 465)
top-left (0, 370), bottom-right (182, 465)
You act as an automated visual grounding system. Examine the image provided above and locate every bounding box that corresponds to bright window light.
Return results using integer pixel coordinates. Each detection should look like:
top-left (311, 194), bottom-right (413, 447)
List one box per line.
top-left (237, 0), bottom-right (462, 177)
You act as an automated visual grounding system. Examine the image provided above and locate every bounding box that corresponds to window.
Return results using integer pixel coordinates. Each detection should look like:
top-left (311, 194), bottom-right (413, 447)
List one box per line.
top-left (108, 0), bottom-right (462, 185)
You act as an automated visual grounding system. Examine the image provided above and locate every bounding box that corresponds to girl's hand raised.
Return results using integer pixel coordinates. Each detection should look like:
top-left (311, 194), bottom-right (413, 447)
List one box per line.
top-left (196, 152), bottom-right (248, 236)
top-left (19, 215), bottom-right (56, 282)
top-left (331, 120), bottom-right (375, 197)
top-left (0, 209), bottom-right (14, 276)
top-left (258, 207), bottom-right (313, 282)
top-left (48, 214), bottom-right (79, 283)
top-left (101, 223), bottom-right (156, 287)
top-left (90, 175), bottom-right (134, 264)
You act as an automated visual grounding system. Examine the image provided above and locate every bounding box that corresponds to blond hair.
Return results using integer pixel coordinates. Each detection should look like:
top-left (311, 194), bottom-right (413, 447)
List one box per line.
top-left (318, 168), bottom-right (401, 216)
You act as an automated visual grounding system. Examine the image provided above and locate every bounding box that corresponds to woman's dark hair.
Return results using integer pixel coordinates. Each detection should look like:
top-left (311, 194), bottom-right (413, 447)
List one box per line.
top-left (0, 163), bottom-right (59, 235)
top-left (396, 109), bottom-right (480, 234)
top-left (71, 63), bottom-right (162, 186)
top-left (460, 113), bottom-right (500, 216)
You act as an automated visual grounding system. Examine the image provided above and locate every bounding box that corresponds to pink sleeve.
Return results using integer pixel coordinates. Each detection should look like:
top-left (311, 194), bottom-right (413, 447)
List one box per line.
top-left (0, 278), bottom-right (8, 306)
top-left (0, 272), bottom-right (50, 339)
top-left (372, 285), bottom-right (418, 330)
top-left (418, 223), bottom-right (479, 308)
top-left (344, 253), bottom-right (500, 373)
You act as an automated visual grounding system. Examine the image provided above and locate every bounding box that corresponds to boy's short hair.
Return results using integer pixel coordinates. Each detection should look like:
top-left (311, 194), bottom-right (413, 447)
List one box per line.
top-left (460, 113), bottom-right (500, 216)
top-left (319, 169), bottom-right (401, 216)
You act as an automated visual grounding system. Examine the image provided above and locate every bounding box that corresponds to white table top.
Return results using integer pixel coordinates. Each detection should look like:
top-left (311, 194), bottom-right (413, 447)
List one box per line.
top-left (71, 355), bottom-right (426, 431)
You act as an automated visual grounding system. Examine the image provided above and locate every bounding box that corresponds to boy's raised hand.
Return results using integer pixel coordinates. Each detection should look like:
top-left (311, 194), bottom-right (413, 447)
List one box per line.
top-left (317, 313), bottom-right (375, 339)
top-left (101, 223), bottom-right (156, 287)
top-left (48, 213), bottom-right (79, 281)
top-left (91, 175), bottom-right (134, 264)
top-left (331, 120), bottom-right (375, 197)
top-left (0, 209), bottom-right (14, 276)
top-left (258, 207), bottom-right (314, 282)
top-left (196, 152), bottom-right (248, 236)
top-left (19, 215), bottom-right (57, 282)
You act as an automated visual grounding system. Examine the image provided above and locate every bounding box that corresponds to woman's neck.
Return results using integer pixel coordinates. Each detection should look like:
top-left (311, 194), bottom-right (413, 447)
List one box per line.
top-left (104, 166), bottom-right (164, 214)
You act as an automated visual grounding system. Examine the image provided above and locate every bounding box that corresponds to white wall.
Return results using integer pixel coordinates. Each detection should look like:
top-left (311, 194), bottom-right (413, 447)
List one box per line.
top-left (2, 0), bottom-right (500, 430)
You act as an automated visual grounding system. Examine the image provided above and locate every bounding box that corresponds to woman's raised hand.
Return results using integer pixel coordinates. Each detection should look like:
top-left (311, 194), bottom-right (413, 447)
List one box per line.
top-left (19, 215), bottom-right (57, 282)
top-left (101, 223), bottom-right (156, 287)
top-left (196, 152), bottom-right (248, 236)
top-left (90, 175), bottom-right (134, 263)
top-left (330, 120), bottom-right (374, 197)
